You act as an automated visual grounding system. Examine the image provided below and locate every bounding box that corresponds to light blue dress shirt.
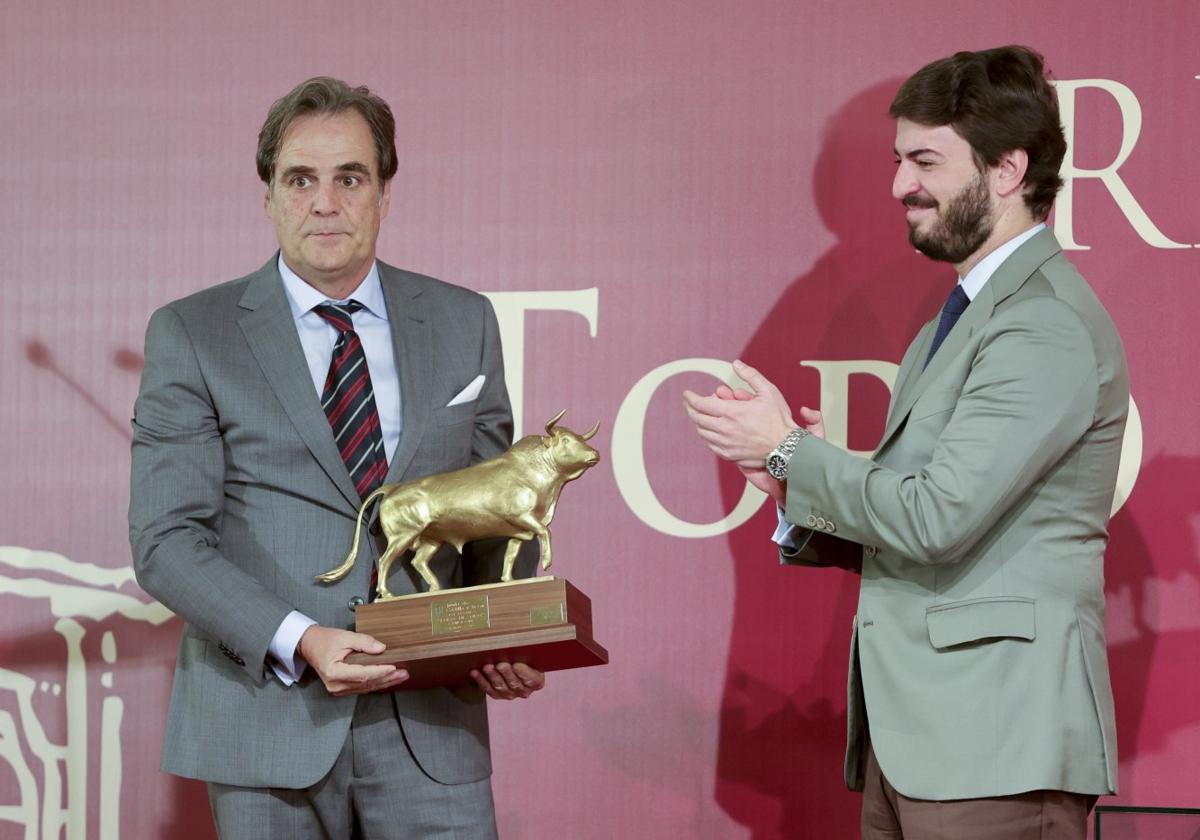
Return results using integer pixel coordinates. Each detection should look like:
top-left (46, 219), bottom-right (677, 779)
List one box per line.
top-left (268, 255), bottom-right (405, 684)
top-left (277, 255), bottom-right (403, 459)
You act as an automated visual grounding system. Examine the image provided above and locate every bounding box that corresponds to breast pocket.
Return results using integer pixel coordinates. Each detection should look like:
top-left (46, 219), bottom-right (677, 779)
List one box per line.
top-left (434, 402), bottom-right (476, 427)
top-left (909, 386), bottom-right (961, 422)
top-left (926, 595), bottom-right (1036, 650)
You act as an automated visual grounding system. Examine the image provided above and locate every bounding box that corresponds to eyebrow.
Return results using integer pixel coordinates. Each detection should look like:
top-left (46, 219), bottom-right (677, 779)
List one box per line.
top-left (335, 162), bottom-right (372, 178)
top-left (893, 147), bottom-right (945, 160)
top-left (278, 162), bottom-right (374, 180)
top-left (279, 164), bottom-right (316, 181)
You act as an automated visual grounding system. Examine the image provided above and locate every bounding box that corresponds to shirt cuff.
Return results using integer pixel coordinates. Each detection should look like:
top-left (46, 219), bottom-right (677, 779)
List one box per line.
top-left (772, 504), bottom-right (801, 548)
top-left (268, 610), bottom-right (318, 686)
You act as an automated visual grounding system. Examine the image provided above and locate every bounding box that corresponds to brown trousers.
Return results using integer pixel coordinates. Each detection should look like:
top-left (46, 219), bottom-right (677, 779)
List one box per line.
top-left (861, 741), bottom-right (1096, 840)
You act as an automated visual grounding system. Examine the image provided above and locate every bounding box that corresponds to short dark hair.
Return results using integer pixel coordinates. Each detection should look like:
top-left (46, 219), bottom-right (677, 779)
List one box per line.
top-left (889, 46), bottom-right (1066, 220)
top-left (256, 77), bottom-right (398, 186)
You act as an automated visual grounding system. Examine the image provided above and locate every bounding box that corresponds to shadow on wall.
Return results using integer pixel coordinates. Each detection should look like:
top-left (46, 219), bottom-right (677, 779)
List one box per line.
top-left (24, 339), bottom-right (143, 442)
top-left (712, 78), bottom-right (940, 840)
top-left (1105, 453), bottom-right (1200, 798)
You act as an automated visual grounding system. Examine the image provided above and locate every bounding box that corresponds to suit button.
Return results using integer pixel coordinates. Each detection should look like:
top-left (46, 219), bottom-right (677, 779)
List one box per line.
top-left (864, 545), bottom-right (877, 558)
top-left (815, 517), bottom-right (827, 530)
top-left (825, 521), bottom-right (836, 534)
top-left (348, 595), bottom-right (366, 611)
top-left (807, 515), bottom-right (818, 527)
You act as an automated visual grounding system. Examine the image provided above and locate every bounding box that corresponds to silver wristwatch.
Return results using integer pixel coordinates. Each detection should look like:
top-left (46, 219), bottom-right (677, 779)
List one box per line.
top-left (766, 427), bottom-right (810, 480)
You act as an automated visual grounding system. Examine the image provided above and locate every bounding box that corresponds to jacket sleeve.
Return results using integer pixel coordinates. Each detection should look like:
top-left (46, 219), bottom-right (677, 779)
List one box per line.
top-left (778, 528), bottom-right (864, 573)
top-left (783, 297), bottom-right (1099, 566)
top-left (129, 305), bottom-right (294, 683)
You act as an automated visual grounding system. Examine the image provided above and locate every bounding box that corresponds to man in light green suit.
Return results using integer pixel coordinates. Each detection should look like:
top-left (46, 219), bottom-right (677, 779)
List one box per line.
top-left (685, 46), bottom-right (1126, 839)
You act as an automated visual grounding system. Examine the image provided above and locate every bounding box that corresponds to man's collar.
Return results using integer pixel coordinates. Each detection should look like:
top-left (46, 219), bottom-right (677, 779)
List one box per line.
top-left (958, 223), bottom-right (1046, 301)
top-left (277, 255), bottom-right (387, 321)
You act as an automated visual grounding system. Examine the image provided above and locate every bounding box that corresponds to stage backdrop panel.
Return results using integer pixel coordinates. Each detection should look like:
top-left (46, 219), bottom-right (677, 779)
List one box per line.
top-left (1, 1), bottom-right (1197, 837)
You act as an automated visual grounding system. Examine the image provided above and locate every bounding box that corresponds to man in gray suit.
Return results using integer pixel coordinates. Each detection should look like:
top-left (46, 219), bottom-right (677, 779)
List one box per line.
top-left (130, 77), bottom-right (542, 839)
top-left (685, 47), bottom-right (1126, 839)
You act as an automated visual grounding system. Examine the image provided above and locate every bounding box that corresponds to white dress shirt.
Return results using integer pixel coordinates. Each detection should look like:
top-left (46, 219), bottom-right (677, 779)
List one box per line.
top-left (772, 223), bottom-right (1046, 547)
top-left (268, 255), bottom-right (404, 684)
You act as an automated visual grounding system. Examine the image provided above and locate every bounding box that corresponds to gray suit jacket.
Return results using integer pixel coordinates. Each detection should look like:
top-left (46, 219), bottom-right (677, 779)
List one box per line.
top-left (130, 257), bottom-right (518, 788)
top-left (780, 228), bottom-right (1127, 800)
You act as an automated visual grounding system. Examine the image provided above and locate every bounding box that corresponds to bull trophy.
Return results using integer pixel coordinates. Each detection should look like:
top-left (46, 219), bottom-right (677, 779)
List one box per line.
top-left (316, 411), bottom-right (608, 688)
top-left (317, 410), bottom-right (600, 598)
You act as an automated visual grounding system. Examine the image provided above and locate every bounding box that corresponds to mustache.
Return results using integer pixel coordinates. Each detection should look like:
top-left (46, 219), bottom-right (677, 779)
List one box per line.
top-left (903, 194), bottom-right (938, 210)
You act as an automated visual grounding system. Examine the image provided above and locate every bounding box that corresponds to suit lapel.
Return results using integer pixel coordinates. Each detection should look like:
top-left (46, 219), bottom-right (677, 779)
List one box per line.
top-left (980, 227), bottom-right (1062, 307)
top-left (878, 318), bottom-right (937, 450)
top-left (237, 258), bottom-right (361, 512)
top-left (875, 228), bottom-right (1062, 454)
top-left (379, 263), bottom-right (433, 484)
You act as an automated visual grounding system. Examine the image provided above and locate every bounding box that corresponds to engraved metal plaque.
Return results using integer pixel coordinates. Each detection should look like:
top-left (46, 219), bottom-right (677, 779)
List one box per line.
top-left (431, 596), bottom-right (491, 636)
top-left (529, 603), bottom-right (566, 626)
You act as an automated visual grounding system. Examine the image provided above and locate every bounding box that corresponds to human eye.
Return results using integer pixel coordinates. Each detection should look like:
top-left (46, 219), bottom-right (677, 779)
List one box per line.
top-left (289, 174), bottom-right (313, 188)
top-left (339, 174), bottom-right (362, 188)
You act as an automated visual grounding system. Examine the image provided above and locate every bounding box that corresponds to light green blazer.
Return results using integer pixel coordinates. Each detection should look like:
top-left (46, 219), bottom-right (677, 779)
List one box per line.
top-left (781, 228), bottom-right (1127, 800)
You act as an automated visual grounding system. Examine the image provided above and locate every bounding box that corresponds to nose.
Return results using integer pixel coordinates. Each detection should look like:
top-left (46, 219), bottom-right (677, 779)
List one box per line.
top-left (892, 162), bottom-right (917, 202)
top-left (312, 180), bottom-right (339, 215)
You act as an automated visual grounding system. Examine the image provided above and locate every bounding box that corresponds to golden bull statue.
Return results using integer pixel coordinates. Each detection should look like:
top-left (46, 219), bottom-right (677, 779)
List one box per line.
top-left (316, 411), bottom-right (600, 600)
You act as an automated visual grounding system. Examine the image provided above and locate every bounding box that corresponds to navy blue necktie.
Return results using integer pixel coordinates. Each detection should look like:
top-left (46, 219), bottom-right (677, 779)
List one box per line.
top-left (923, 285), bottom-right (970, 369)
top-left (313, 301), bottom-right (388, 498)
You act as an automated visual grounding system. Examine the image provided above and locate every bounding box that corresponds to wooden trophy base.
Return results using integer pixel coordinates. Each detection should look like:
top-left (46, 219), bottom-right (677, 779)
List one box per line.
top-left (347, 576), bottom-right (608, 689)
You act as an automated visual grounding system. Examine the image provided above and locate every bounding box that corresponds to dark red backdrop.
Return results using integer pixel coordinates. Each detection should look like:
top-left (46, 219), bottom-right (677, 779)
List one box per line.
top-left (2, 2), bottom-right (1197, 837)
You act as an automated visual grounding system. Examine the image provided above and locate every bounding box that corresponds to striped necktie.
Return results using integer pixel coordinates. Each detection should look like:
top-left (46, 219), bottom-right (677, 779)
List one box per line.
top-left (313, 301), bottom-right (388, 498)
top-left (923, 284), bottom-right (971, 369)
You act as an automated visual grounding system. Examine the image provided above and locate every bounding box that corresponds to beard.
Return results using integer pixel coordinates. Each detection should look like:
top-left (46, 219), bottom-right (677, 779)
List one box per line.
top-left (905, 171), bottom-right (994, 265)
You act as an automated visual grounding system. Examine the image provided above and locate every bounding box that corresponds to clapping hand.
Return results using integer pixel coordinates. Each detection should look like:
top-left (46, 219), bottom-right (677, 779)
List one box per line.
top-left (683, 360), bottom-right (825, 504)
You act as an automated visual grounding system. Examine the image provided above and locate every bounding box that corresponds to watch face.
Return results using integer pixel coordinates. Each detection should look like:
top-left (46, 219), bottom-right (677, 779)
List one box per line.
top-left (767, 453), bottom-right (786, 480)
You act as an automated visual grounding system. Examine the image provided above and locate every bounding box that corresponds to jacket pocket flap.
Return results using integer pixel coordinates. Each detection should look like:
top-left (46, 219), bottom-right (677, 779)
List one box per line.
top-left (926, 596), bottom-right (1036, 649)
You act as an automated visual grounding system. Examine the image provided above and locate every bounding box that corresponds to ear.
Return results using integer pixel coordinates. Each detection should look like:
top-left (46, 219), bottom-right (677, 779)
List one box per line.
top-left (378, 178), bottom-right (392, 219)
top-left (993, 148), bottom-right (1029, 200)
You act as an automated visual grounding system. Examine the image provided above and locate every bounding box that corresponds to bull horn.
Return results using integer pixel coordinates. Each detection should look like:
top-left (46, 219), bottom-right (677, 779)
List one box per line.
top-left (545, 409), bottom-right (567, 434)
top-left (581, 421), bottom-right (600, 441)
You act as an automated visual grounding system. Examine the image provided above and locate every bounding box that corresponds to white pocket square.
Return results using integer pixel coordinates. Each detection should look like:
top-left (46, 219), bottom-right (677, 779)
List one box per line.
top-left (446, 375), bottom-right (485, 407)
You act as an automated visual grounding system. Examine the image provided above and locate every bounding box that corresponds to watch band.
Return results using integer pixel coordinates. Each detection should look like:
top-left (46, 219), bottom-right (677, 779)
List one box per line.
top-left (766, 427), bottom-right (810, 480)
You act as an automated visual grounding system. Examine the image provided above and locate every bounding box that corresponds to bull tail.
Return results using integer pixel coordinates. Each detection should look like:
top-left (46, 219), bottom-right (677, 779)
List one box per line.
top-left (314, 487), bottom-right (390, 584)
